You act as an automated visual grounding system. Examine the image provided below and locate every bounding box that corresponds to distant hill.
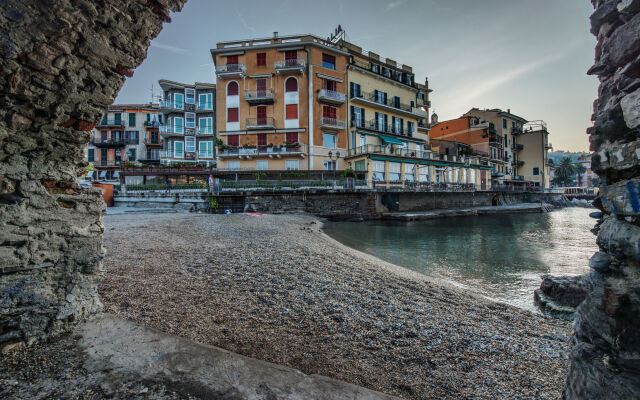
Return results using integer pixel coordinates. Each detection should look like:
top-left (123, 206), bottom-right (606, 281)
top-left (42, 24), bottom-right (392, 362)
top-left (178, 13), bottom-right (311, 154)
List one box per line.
top-left (548, 151), bottom-right (590, 164)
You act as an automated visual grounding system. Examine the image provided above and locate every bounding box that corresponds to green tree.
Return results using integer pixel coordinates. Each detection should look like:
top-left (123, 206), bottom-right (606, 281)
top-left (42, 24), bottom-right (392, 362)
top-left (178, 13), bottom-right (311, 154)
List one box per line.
top-left (552, 157), bottom-right (576, 187)
top-left (573, 162), bottom-right (587, 187)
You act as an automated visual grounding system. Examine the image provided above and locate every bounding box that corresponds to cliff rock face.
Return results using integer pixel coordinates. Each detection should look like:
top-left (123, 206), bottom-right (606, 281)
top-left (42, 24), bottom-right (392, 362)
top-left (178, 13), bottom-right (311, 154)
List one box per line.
top-left (564, 0), bottom-right (640, 398)
top-left (0, 0), bottom-right (186, 350)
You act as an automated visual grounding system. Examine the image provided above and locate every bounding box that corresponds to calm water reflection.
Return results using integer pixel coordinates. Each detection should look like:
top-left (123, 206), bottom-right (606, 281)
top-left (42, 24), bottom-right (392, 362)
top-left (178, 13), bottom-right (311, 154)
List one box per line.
top-left (324, 208), bottom-right (597, 312)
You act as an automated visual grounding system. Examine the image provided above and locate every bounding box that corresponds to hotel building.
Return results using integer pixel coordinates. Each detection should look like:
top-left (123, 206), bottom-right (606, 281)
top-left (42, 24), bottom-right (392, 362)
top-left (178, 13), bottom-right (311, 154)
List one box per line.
top-left (158, 80), bottom-right (216, 166)
top-left (210, 33), bottom-right (349, 171)
top-left (86, 104), bottom-right (161, 180)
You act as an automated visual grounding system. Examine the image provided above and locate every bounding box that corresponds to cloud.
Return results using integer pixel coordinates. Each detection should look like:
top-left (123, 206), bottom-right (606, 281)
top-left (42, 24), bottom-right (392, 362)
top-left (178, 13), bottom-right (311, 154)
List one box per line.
top-left (386, 0), bottom-right (408, 11)
top-left (150, 41), bottom-right (188, 54)
top-left (235, 9), bottom-right (255, 31)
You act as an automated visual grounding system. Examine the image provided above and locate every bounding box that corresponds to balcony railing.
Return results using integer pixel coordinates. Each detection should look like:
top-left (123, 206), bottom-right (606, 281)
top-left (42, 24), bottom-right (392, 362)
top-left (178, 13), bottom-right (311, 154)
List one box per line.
top-left (515, 143), bottom-right (524, 151)
top-left (275, 58), bottom-right (306, 73)
top-left (197, 102), bottom-right (213, 111)
top-left (511, 126), bottom-right (523, 135)
top-left (197, 126), bottom-right (214, 135)
top-left (215, 64), bottom-right (246, 78)
top-left (97, 119), bottom-right (124, 127)
top-left (246, 117), bottom-right (276, 129)
top-left (144, 138), bottom-right (162, 146)
top-left (347, 144), bottom-right (430, 159)
top-left (245, 89), bottom-right (274, 103)
top-left (352, 119), bottom-right (411, 137)
top-left (319, 117), bottom-right (346, 130)
top-left (159, 125), bottom-right (184, 135)
top-left (218, 144), bottom-right (308, 157)
top-left (351, 90), bottom-right (413, 113)
top-left (159, 100), bottom-right (184, 110)
top-left (93, 160), bottom-right (121, 167)
top-left (91, 138), bottom-right (125, 148)
top-left (515, 160), bottom-right (525, 167)
top-left (144, 120), bottom-right (160, 127)
top-left (318, 89), bottom-right (346, 104)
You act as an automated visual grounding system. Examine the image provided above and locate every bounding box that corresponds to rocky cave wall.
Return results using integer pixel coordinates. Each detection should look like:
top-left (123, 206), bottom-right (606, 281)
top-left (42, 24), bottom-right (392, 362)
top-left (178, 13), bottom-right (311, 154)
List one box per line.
top-left (564, 0), bottom-right (640, 398)
top-left (0, 0), bottom-right (185, 351)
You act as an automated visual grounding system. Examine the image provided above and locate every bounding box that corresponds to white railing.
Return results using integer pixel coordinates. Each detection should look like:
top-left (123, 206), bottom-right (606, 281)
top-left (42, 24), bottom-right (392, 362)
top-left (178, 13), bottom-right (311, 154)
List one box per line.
top-left (197, 126), bottom-right (214, 134)
top-left (319, 117), bottom-right (346, 129)
top-left (318, 89), bottom-right (346, 102)
top-left (160, 125), bottom-right (184, 135)
top-left (159, 100), bottom-right (184, 110)
top-left (274, 58), bottom-right (306, 69)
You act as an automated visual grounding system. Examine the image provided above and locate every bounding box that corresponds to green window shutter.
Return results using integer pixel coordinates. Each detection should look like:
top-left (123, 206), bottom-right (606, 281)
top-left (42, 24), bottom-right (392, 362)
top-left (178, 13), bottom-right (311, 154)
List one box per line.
top-left (129, 113), bottom-right (136, 127)
top-left (350, 106), bottom-right (355, 126)
top-left (87, 149), bottom-right (94, 162)
top-left (361, 108), bottom-right (365, 123)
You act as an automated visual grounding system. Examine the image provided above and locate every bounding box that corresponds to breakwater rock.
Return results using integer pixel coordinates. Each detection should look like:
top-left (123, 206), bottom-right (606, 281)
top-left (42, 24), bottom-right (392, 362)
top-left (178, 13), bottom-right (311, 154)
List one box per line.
top-left (534, 275), bottom-right (589, 320)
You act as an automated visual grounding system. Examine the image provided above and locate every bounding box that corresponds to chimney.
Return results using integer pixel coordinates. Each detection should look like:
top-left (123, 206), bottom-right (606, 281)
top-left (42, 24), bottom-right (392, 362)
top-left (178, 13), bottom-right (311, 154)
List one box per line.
top-left (273, 31), bottom-right (278, 38)
top-left (507, 108), bottom-right (511, 113)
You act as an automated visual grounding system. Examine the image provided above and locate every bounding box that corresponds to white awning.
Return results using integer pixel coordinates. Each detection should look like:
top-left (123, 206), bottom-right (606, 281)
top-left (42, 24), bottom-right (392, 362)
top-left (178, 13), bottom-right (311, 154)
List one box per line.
top-left (99, 171), bottom-right (107, 178)
top-left (113, 171), bottom-right (120, 178)
top-left (86, 171), bottom-right (94, 178)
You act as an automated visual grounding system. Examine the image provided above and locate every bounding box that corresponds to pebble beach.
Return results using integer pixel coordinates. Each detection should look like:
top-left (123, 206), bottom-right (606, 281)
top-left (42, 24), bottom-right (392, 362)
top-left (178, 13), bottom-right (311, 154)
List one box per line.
top-left (99, 212), bottom-right (572, 399)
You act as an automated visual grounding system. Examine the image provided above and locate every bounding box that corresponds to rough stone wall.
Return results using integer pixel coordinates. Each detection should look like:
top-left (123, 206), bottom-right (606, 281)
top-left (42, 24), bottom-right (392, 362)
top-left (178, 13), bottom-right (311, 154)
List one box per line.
top-left (0, 0), bottom-right (185, 350)
top-left (564, 1), bottom-right (640, 398)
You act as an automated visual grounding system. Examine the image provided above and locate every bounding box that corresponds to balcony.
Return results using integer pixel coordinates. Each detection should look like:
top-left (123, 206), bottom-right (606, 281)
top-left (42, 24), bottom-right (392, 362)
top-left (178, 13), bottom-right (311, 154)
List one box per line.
top-left (215, 63), bottom-right (246, 79)
top-left (347, 144), bottom-right (431, 160)
top-left (511, 126), bottom-right (523, 135)
top-left (196, 102), bottom-right (213, 111)
top-left (319, 117), bottom-right (346, 130)
top-left (246, 117), bottom-right (275, 129)
top-left (245, 89), bottom-right (274, 104)
top-left (545, 142), bottom-right (553, 150)
top-left (144, 138), bottom-right (162, 147)
top-left (144, 120), bottom-right (160, 128)
top-left (159, 100), bottom-right (184, 111)
top-left (217, 144), bottom-right (308, 159)
top-left (515, 160), bottom-right (525, 167)
top-left (159, 124), bottom-right (184, 136)
top-left (93, 160), bottom-right (122, 167)
top-left (197, 126), bottom-right (214, 135)
top-left (96, 118), bottom-right (124, 128)
top-left (352, 119), bottom-right (412, 137)
top-left (318, 89), bottom-right (346, 105)
top-left (350, 90), bottom-right (423, 118)
top-left (91, 138), bottom-right (125, 148)
top-left (275, 58), bottom-right (306, 74)
top-left (515, 143), bottom-right (524, 151)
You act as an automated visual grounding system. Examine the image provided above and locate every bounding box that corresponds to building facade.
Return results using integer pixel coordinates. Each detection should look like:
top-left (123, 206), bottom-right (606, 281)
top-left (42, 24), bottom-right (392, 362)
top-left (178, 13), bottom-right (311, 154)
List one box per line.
top-left (159, 80), bottom-right (216, 166)
top-left (86, 104), bottom-right (160, 180)
top-left (518, 120), bottom-right (553, 187)
top-left (211, 33), bottom-right (349, 171)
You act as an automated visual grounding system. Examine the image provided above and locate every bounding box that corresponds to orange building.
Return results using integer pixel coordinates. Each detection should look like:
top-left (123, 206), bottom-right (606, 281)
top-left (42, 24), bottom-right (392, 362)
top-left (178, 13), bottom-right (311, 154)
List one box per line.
top-left (210, 33), bottom-right (349, 171)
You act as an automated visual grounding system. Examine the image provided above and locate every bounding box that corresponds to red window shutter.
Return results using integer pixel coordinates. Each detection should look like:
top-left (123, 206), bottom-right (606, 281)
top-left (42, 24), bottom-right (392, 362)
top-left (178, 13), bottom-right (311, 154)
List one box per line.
top-left (323, 106), bottom-right (336, 118)
top-left (256, 79), bottom-right (267, 94)
top-left (285, 50), bottom-right (297, 60)
top-left (257, 133), bottom-right (267, 146)
top-left (227, 107), bottom-right (239, 122)
top-left (227, 81), bottom-right (239, 96)
top-left (257, 53), bottom-right (266, 66)
top-left (286, 132), bottom-right (298, 144)
top-left (285, 104), bottom-right (298, 120)
top-left (322, 53), bottom-right (335, 64)
top-left (227, 55), bottom-right (238, 64)
top-left (285, 78), bottom-right (298, 92)
top-left (228, 135), bottom-right (239, 147)
top-left (257, 106), bottom-right (267, 118)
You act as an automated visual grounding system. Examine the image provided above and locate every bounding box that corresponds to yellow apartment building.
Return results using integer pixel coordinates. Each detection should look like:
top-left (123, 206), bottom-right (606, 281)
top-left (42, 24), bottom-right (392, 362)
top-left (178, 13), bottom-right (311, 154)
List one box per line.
top-left (518, 121), bottom-right (553, 187)
top-left (210, 33), bottom-right (349, 171)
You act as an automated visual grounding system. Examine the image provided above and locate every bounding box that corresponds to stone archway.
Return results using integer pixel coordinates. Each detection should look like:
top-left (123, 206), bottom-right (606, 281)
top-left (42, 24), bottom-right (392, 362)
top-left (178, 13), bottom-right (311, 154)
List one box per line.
top-left (0, 0), bottom-right (186, 348)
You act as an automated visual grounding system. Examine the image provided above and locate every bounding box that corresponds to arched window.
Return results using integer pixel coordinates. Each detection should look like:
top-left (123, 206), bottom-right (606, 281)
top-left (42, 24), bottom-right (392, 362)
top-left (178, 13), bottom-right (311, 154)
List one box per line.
top-left (227, 81), bottom-right (239, 96)
top-left (285, 77), bottom-right (298, 92)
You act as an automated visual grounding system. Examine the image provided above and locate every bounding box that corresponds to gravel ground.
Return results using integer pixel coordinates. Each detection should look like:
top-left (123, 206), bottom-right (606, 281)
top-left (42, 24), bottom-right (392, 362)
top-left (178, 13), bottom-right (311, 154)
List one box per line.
top-left (100, 213), bottom-right (572, 400)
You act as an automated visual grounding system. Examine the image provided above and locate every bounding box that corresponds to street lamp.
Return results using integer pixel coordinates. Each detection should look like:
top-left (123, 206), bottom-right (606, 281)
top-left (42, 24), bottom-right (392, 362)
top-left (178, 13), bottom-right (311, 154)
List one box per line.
top-left (327, 150), bottom-right (340, 184)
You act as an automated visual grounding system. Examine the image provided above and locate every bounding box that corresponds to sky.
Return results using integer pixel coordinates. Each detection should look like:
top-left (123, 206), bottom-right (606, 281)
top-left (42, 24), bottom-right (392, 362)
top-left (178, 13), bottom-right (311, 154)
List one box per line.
top-left (115, 0), bottom-right (598, 152)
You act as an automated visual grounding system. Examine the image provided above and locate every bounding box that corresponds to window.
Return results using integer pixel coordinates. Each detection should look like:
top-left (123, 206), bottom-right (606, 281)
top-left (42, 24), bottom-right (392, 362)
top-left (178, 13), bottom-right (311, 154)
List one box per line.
top-left (256, 105), bottom-right (267, 124)
top-left (323, 79), bottom-right (337, 92)
top-left (125, 131), bottom-right (138, 144)
top-left (227, 161), bottom-right (240, 170)
top-left (354, 160), bottom-right (366, 171)
top-left (372, 64), bottom-right (379, 73)
top-left (185, 136), bottom-right (196, 153)
top-left (323, 160), bottom-right (337, 170)
top-left (256, 52), bottom-right (266, 66)
top-left (198, 93), bottom-right (212, 109)
top-left (174, 117), bottom-right (184, 134)
top-left (374, 90), bottom-right (387, 104)
top-left (372, 161), bottom-right (385, 182)
top-left (285, 50), bottom-right (297, 61)
top-left (198, 117), bottom-right (213, 134)
top-left (533, 167), bottom-right (540, 176)
top-left (227, 107), bottom-right (239, 122)
top-left (256, 78), bottom-right (267, 96)
top-left (185, 112), bottom-right (196, 128)
top-left (405, 164), bottom-right (415, 182)
top-left (101, 130), bottom-right (107, 142)
top-left (351, 106), bottom-right (364, 128)
top-left (407, 121), bottom-right (414, 135)
top-left (503, 118), bottom-right (507, 129)
top-left (376, 112), bottom-right (387, 131)
top-left (512, 121), bottom-right (516, 128)
top-left (419, 165), bottom-right (430, 183)
top-left (128, 148), bottom-right (136, 161)
top-left (198, 141), bottom-right (213, 158)
top-left (257, 133), bottom-right (267, 146)
top-left (285, 77), bottom-right (298, 92)
top-left (285, 104), bottom-right (298, 120)
top-left (226, 55), bottom-right (238, 65)
top-left (113, 113), bottom-right (122, 124)
top-left (257, 160), bottom-right (268, 170)
top-left (227, 135), bottom-right (239, 147)
top-left (173, 93), bottom-right (184, 108)
top-left (185, 88), bottom-right (195, 104)
top-left (285, 160), bottom-right (299, 170)
top-left (285, 132), bottom-right (298, 144)
top-left (128, 113), bottom-right (136, 127)
top-left (87, 148), bottom-right (94, 162)
top-left (392, 117), bottom-right (403, 134)
top-left (322, 106), bottom-right (337, 120)
top-left (174, 141), bottom-right (184, 158)
top-left (322, 53), bottom-right (336, 70)
top-left (389, 162), bottom-right (401, 182)
top-left (227, 81), bottom-right (239, 96)
top-left (349, 82), bottom-right (361, 98)
top-left (322, 133), bottom-right (337, 148)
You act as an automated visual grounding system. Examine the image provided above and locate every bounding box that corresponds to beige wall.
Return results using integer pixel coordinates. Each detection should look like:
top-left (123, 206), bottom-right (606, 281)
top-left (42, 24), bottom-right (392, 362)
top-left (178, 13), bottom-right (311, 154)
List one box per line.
top-left (517, 131), bottom-right (550, 187)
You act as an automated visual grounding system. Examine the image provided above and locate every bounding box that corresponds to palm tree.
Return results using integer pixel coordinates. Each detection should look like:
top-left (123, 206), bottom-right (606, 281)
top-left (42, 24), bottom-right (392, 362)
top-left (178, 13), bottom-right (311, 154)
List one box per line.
top-left (573, 162), bottom-right (587, 187)
top-left (552, 157), bottom-right (576, 187)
